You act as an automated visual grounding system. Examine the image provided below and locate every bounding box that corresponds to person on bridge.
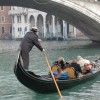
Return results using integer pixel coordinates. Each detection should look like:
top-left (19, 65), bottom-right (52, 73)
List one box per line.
top-left (20, 27), bottom-right (45, 70)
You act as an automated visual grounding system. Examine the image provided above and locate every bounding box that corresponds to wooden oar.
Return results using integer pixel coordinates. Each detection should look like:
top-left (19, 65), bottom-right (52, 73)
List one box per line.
top-left (43, 51), bottom-right (63, 98)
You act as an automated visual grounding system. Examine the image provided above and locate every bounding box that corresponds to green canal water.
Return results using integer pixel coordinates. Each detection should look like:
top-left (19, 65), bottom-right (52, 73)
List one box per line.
top-left (0, 40), bottom-right (100, 100)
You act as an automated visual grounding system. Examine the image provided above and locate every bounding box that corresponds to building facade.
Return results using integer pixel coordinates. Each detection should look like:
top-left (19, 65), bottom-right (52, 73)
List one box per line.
top-left (9, 7), bottom-right (85, 40)
top-left (0, 6), bottom-right (12, 39)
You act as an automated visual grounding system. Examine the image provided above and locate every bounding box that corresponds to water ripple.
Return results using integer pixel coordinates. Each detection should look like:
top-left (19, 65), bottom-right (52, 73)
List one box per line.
top-left (0, 40), bottom-right (100, 100)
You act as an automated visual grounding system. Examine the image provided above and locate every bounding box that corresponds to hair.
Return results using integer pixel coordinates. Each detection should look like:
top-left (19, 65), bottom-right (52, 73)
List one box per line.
top-left (53, 61), bottom-right (58, 65)
top-left (57, 57), bottom-right (65, 63)
top-left (30, 27), bottom-right (38, 32)
top-left (66, 62), bottom-right (70, 67)
top-left (59, 60), bottom-right (65, 69)
top-left (71, 59), bottom-right (78, 64)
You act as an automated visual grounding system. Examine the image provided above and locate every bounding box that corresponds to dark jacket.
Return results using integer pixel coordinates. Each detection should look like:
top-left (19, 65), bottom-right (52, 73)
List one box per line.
top-left (20, 31), bottom-right (43, 52)
top-left (71, 63), bottom-right (82, 73)
top-left (71, 63), bottom-right (82, 77)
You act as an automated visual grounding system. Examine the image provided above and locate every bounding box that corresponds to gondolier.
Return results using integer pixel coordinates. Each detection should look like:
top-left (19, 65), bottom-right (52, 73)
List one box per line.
top-left (20, 27), bottom-right (45, 70)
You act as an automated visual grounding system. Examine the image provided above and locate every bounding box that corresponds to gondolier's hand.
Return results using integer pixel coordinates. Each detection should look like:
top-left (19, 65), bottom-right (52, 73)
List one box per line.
top-left (43, 49), bottom-right (45, 55)
top-left (38, 39), bottom-right (42, 42)
top-left (43, 49), bottom-right (45, 52)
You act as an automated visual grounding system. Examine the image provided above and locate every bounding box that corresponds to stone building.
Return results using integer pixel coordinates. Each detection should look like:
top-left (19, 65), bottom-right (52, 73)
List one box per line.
top-left (8, 7), bottom-right (85, 40)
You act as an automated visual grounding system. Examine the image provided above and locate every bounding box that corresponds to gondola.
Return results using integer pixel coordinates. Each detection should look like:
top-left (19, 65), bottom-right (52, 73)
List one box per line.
top-left (14, 53), bottom-right (100, 94)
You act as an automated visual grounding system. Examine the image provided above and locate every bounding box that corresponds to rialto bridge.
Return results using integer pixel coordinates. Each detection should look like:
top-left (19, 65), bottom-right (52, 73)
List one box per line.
top-left (0, 0), bottom-right (100, 41)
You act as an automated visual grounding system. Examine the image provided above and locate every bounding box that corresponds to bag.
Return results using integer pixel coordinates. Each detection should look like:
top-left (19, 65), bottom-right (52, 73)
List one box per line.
top-left (59, 72), bottom-right (69, 80)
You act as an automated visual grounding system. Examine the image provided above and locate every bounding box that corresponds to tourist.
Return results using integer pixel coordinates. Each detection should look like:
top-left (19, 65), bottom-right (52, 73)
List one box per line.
top-left (82, 63), bottom-right (92, 74)
top-left (77, 56), bottom-right (90, 68)
top-left (71, 59), bottom-right (82, 78)
top-left (51, 57), bottom-right (69, 80)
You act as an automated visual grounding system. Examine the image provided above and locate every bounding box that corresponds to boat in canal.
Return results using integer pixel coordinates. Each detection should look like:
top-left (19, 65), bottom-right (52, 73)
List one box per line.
top-left (14, 53), bottom-right (100, 94)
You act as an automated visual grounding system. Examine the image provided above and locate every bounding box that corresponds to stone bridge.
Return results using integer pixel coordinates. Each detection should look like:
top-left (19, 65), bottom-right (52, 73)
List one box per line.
top-left (1, 0), bottom-right (100, 41)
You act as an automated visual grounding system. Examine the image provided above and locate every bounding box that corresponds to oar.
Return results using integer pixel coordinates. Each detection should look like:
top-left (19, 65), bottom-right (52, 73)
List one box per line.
top-left (43, 51), bottom-right (63, 98)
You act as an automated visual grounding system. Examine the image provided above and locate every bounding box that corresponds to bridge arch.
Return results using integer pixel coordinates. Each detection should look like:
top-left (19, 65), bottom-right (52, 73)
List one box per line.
top-left (0, 0), bottom-right (100, 41)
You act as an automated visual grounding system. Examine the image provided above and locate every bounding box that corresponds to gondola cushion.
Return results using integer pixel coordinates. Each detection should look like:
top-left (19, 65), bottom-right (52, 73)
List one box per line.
top-left (53, 72), bottom-right (69, 80)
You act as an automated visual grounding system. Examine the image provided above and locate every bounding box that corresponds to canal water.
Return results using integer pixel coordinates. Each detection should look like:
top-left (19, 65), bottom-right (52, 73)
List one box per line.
top-left (0, 40), bottom-right (100, 100)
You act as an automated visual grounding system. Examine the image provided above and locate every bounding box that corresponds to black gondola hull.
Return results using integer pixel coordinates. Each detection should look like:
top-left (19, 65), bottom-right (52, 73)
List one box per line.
top-left (14, 55), bottom-right (100, 93)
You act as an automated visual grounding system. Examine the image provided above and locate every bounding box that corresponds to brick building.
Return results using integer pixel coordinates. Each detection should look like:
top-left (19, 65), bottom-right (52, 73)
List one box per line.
top-left (0, 6), bottom-right (12, 39)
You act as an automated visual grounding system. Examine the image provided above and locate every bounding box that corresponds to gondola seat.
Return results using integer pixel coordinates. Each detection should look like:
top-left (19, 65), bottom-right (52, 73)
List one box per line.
top-left (63, 67), bottom-right (76, 79)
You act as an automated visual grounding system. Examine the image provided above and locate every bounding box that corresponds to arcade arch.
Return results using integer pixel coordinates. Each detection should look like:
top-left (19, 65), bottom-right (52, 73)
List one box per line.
top-left (46, 14), bottom-right (53, 39)
top-left (37, 14), bottom-right (43, 38)
top-left (29, 15), bottom-right (35, 29)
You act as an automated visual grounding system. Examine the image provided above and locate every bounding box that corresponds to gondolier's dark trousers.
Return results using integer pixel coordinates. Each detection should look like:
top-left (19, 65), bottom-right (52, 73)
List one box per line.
top-left (20, 50), bottom-right (29, 70)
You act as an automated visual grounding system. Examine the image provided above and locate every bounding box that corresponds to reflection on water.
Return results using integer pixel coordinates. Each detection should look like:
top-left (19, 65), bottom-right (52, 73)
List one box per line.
top-left (0, 40), bottom-right (100, 100)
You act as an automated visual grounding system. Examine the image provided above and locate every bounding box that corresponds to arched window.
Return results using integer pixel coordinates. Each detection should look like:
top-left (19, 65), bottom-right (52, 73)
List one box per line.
top-left (0, 6), bottom-right (4, 10)
top-left (2, 27), bottom-right (5, 34)
top-left (24, 15), bottom-right (27, 23)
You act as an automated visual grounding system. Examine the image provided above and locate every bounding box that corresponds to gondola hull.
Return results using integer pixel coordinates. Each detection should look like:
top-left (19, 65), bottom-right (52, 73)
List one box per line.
top-left (14, 55), bottom-right (100, 93)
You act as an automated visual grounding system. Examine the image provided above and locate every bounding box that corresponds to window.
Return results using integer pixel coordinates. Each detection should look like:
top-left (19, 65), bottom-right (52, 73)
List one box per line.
top-left (2, 27), bottom-right (5, 33)
top-left (24, 27), bottom-right (27, 35)
top-left (0, 6), bottom-right (4, 10)
top-left (9, 6), bottom-right (11, 10)
top-left (20, 28), bottom-right (22, 32)
top-left (12, 16), bottom-right (14, 23)
top-left (1, 16), bottom-right (5, 23)
top-left (10, 27), bottom-right (12, 33)
top-left (25, 27), bottom-right (27, 31)
top-left (19, 16), bottom-right (21, 23)
top-left (18, 28), bottom-right (20, 31)
top-left (17, 16), bottom-right (19, 23)
top-left (12, 7), bottom-right (15, 10)
top-left (17, 16), bottom-right (21, 23)
top-left (18, 27), bottom-right (22, 32)
top-left (24, 15), bottom-right (27, 23)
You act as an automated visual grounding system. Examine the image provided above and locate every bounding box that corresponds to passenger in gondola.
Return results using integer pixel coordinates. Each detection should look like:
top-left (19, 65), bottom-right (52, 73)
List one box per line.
top-left (66, 62), bottom-right (71, 67)
top-left (70, 59), bottom-right (83, 78)
top-left (50, 61), bottom-right (59, 73)
top-left (82, 63), bottom-right (92, 74)
top-left (50, 57), bottom-right (69, 80)
top-left (20, 27), bottom-right (45, 70)
top-left (57, 57), bottom-right (67, 70)
top-left (51, 57), bottom-right (66, 72)
top-left (77, 56), bottom-right (90, 68)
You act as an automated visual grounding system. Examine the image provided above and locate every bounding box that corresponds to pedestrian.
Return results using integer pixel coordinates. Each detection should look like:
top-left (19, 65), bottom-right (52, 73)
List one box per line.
top-left (20, 27), bottom-right (45, 70)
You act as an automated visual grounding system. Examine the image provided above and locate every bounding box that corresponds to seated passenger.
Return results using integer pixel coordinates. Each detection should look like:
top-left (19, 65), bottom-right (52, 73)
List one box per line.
top-left (77, 56), bottom-right (90, 68)
top-left (51, 61), bottom-right (59, 72)
top-left (66, 62), bottom-right (71, 67)
top-left (71, 59), bottom-right (82, 78)
top-left (82, 63), bottom-right (92, 74)
top-left (57, 57), bottom-right (65, 65)
top-left (50, 57), bottom-right (69, 80)
top-left (51, 57), bottom-right (66, 72)
top-left (56, 57), bottom-right (67, 70)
